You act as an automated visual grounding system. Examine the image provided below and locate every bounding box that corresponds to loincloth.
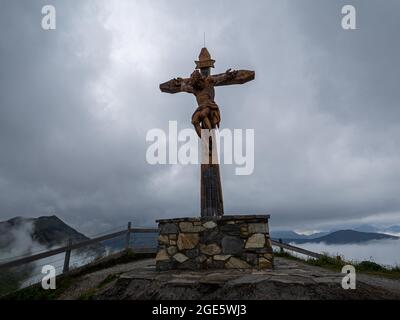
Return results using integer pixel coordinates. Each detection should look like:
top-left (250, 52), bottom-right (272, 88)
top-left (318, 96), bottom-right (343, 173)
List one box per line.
top-left (192, 101), bottom-right (219, 119)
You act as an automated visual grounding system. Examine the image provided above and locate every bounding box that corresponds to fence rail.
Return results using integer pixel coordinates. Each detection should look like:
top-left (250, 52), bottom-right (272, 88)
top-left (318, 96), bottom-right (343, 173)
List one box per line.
top-left (0, 223), bottom-right (159, 272)
top-left (0, 224), bottom-right (324, 273)
top-left (271, 239), bottom-right (323, 259)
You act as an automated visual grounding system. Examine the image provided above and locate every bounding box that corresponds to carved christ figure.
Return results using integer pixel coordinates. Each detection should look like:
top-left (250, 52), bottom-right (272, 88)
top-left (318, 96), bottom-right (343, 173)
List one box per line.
top-left (159, 47), bottom-right (255, 217)
top-left (160, 48), bottom-right (255, 138)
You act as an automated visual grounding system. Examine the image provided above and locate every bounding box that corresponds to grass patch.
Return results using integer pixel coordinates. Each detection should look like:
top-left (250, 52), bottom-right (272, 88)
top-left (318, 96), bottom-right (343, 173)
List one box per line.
top-left (2, 276), bottom-right (74, 301)
top-left (275, 250), bottom-right (400, 279)
top-left (77, 288), bottom-right (98, 300)
top-left (1, 250), bottom-right (155, 300)
top-left (97, 273), bottom-right (120, 289)
top-left (306, 254), bottom-right (346, 271)
top-left (77, 273), bottom-right (120, 300)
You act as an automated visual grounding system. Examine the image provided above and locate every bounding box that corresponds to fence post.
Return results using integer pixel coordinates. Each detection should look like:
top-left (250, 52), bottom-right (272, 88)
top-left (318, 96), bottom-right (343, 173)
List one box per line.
top-left (125, 222), bottom-right (132, 250)
top-left (63, 239), bottom-right (72, 273)
top-left (279, 238), bottom-right (284, 254)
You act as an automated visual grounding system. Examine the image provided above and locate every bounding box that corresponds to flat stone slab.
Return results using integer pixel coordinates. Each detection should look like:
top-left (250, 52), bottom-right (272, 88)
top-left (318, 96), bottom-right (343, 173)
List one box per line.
top-left (96, 257), bottom-right (400, 300)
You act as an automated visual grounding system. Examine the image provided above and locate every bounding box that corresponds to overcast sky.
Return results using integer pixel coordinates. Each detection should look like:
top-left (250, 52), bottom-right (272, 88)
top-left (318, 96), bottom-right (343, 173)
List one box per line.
top-left (0, 0), bottom-right (399, 234)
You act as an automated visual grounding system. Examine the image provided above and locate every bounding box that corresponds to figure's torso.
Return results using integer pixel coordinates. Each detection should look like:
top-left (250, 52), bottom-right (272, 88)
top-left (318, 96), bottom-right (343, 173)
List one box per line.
top-left (194, 77), bottom-right (215, 106)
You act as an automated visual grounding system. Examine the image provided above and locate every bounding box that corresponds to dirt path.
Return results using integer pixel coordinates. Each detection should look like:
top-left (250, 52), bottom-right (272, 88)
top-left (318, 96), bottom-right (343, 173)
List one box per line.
top-left (58, 259), bottom-right (155, 300)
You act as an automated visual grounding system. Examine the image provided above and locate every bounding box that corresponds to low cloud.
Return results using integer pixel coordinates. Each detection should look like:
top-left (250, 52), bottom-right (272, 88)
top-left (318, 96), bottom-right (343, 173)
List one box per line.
top-left (289, 240), bottom-right (400, 267)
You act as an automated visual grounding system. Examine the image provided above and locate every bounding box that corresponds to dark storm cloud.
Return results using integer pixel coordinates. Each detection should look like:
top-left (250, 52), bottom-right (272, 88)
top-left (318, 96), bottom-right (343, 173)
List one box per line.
top-left (0, 0), bottom-right (399, 234)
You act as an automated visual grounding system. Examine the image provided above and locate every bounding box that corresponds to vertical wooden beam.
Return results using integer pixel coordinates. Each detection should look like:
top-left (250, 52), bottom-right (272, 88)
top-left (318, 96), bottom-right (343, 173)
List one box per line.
top-left (63, 239), bottom-right (72, 273)
top-left (279, 239), bottom-right (284, 254)
top-left (125, 222), bottom-right (132, 250)
top-left (200, 133), bottom-right (224, 217)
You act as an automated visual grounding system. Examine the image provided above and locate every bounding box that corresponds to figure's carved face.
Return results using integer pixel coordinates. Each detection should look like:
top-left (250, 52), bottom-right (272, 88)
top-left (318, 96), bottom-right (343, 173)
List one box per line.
top-left (200, 67), bottom-right (210, 77)
top-left (190, 70), bottom-right (205, 90)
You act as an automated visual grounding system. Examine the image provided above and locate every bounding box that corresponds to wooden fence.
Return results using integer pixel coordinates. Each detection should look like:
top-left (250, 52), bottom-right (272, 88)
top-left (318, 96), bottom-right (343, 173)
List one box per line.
top-left (0, 223), bottom-right (158, 273)
top-left (270, 239), bottom-right (323, 259)
top-left (0, 223), bottom-right (324, 274)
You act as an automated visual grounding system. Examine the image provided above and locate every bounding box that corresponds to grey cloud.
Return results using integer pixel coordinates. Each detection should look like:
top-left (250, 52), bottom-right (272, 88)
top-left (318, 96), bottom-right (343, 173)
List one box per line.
top-left (0, 0), bottom-right (399, 234)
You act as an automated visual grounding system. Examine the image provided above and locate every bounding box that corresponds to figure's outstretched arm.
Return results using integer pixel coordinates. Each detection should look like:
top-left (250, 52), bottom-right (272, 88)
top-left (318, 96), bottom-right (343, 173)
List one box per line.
top-left (160, 77), bottom-right (194, 94)
top-left (212, 69), bottom-right (255, 87)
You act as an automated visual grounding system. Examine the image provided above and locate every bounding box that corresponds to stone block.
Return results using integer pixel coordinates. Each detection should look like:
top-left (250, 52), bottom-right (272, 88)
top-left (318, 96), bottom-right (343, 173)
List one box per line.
top-left (221, 236), bottom-right (243, 255)
top-left (167, 246), bottom-right (178, 256)
top-left (225, 257), bottom-right (251, 269)
top-left (241, 253), bottom-right (258, 265)
top-left (240, 224), bottom-right (248, 236)
top-left (160, 223), bottom-right (179, 235)
top-left (158, 234), bottom-right (169, 245)
top-left (156, 249), bottom-right (170, 262)
top-left (196, 255), bottom-right (207, 263)
top-left (173, 253), bottom-right (189, 263)
top-left (214, 255), bottom-right (232, 261)
top-left (186, 248), bottom-right (200, 259)
top-left (200, 243), bottom-right (221, 255)
top-left (202, 229), bottom-right (224, 244)
top-left (177, 233), bottom-right (199, 250)
top-left (245, 234), bottom-right (265, 249)
top-left (179, 221), bottom-right (205, 233)
top-left (248, 223), bottom-right (268, 234)
top-left (259, 257), bottom-right (272, 269)
top-left (203, 221), bottom-right (217, 229)
top-left (220, 224), bottom-right (241, 236)
top-left (264, 253), bottom-right (273, 261)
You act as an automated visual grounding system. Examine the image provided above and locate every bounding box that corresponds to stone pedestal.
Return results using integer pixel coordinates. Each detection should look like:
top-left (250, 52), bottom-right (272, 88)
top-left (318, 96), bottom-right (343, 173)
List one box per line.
top-left (155, 215), bottom-right (273, 271)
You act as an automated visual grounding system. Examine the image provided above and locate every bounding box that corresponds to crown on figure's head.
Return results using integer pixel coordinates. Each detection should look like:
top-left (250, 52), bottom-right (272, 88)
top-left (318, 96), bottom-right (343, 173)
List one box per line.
top-left (195, 47), bottom-right (215, 69)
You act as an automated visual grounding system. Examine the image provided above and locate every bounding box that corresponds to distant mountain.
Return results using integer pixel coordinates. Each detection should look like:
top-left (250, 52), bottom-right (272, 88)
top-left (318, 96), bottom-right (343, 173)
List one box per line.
top-left (0, 215), bottom-right (105, 259)
top-left (0, 215), bottom-right (106, 296)
top-left (384, 225), bottom-right (400, 234)
top-left (271, 230), bottom-right (329, 240)
top-left (287, 230), bottom-right (399, 245)
top-left (353, 224), bottom-right (381, 233)
top-left (270, 230), bottom-right (303, 240)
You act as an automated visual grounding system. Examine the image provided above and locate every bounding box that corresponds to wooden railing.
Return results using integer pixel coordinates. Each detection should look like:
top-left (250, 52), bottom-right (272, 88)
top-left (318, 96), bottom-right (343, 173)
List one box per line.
top-left (0, 224), bottom-right (324, 275)
top-left (271, 239), bottom-right (323, 259)
top-left (0, 223), bottom-right (159, 273)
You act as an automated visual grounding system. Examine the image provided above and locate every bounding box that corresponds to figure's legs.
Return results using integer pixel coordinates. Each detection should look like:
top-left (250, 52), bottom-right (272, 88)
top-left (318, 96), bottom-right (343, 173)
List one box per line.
top-left (193, 122), bottom-right (202, 138)
top-left (192, 111), bottom-right (202, 138)
top-left (202, 116), bottom-right (212, 131)
top-left (210, 109), bottom-right (221, 128)
top-left (192, 107), bottom-right (213, 138)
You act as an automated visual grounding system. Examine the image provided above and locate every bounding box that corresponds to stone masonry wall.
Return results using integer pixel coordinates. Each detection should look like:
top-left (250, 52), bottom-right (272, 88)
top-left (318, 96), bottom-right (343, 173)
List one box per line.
top-left (155, 215), bottom-right (273, 271)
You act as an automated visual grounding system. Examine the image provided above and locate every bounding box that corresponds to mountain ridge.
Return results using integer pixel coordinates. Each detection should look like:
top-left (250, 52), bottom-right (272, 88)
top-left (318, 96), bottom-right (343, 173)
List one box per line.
top-left (0, 215), bottom-right (105, 259)
top-left (276, 230), bottom-right (399, 245)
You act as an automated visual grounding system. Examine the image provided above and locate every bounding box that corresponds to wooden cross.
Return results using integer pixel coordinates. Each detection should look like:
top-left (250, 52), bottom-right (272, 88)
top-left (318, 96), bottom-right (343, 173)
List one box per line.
top-left (159, 47), bottom-right (255, 217)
